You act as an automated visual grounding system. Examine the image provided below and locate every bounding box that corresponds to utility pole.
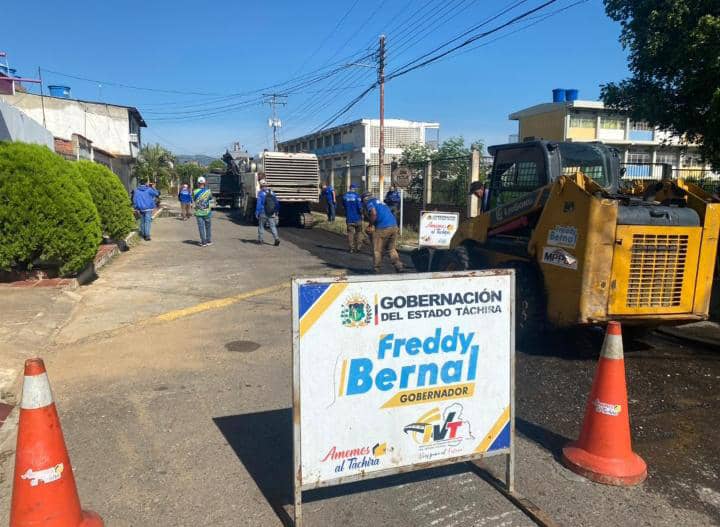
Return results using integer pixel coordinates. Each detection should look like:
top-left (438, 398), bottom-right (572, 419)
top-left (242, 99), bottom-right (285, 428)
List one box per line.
top-left (377, 35), bottom-right (386, 197)
top-left (263, 93), bottom-right (287, 151)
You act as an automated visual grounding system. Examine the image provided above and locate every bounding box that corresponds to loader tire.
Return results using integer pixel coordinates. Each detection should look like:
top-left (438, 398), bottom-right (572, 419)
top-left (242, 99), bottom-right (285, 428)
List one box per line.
top-left (501, 261), bottom-right (546, 346)
top-left (436, 246), bottom-right (471, 272)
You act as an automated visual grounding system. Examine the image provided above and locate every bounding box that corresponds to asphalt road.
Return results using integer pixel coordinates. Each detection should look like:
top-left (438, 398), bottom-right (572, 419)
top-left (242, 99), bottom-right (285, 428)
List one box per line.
top-left (0, 209), bottom-right (718, 526)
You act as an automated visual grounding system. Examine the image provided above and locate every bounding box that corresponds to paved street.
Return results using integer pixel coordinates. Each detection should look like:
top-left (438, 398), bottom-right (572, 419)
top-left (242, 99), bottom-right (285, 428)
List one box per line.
top-left (1, 210), bottom-right (719, 526)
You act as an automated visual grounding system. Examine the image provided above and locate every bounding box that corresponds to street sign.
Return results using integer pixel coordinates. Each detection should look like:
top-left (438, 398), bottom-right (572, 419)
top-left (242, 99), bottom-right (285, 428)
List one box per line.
top-left (392, 166), bottom-right (412, 188)
top-left (292, 271), bottom-right (515, 526)
top-left (418, 211), bottom-right (460, 248)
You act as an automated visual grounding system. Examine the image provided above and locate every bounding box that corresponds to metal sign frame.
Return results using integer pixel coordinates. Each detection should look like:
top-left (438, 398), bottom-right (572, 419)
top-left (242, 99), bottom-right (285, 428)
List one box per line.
top-left (291, 270), bottom-right (516, 527)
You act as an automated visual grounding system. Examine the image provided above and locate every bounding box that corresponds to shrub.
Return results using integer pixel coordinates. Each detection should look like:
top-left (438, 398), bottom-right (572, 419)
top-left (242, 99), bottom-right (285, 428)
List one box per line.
top-left (74, 160), bottom-right (135, 239)
top-left (0, 142), bottom-right (101, 275)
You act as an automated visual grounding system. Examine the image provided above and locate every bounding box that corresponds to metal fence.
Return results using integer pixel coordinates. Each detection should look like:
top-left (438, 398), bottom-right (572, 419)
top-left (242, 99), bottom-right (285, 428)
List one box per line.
top-left (621, 163), bottom-right (720, 193)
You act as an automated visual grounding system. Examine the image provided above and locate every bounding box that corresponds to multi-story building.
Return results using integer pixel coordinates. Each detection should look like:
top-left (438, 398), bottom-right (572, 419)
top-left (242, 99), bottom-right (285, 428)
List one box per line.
top-left (509, 90), bottom-right (712, 175)
top-left (278, 118), bottom-right (440, 185)
top-left (0, 88), bottom-right (146, 190)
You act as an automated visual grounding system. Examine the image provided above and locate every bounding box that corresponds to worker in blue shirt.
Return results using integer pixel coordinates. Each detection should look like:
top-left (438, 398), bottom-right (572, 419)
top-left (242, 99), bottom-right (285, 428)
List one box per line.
top-left (384, 185), bottom-right (401, 223)
top-left (132, 180), bottom-right (160, 241)
top-left (255, 180), bottom-right (280, 246)
top-left (362, 192), bottom-right (403, 274)
top-left (321, 183), bottom-right (336, 222)
top-left (342, 183), bottom-right (363, 253)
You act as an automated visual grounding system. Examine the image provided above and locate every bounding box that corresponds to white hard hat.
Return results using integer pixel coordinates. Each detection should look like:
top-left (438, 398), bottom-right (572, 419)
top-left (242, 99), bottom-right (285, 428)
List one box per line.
top-left (197, 176), bottom-right (206, 184)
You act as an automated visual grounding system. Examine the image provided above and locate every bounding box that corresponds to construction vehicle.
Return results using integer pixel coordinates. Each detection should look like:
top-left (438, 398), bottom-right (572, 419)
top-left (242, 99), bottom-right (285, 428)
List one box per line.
top-left (237, 151), bottom-right (319, 227)
top-left (205, 144), bottom-right (251, 209)
top-left (412, 140), bottom-right (720, 341)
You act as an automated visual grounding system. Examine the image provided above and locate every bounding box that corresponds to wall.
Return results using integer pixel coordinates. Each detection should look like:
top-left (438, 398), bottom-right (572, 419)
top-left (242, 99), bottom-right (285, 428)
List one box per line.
top-left (0, 100), bottom-right (54, 148)
top-left (518, 109), bottom-right (565, 141)
top-left (0, 93), bottom-right (133, 157)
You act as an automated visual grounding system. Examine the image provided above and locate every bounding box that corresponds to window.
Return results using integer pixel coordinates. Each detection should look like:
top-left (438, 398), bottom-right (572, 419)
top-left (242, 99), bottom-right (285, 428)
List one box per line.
top-left (301, 141), bottom-right (308, 151)
top-left (333, 133), bottom-right (341, 145)
top-left (490, 147), bottom-right (545, 207)
top-left (324, 136), bottom-right (331, 147)
top-left (558, 143), bottom-right (612, 187)
top-left (656, 152), bottom-right (676, 166)
top-left (631, 121), bottom-right (652, 131)
top-left (627, 151), bottom-right (651, 164)
top-left (569, 114), bottom-right (595, 128)
top-left (601, 117), bottom-right (624, 130)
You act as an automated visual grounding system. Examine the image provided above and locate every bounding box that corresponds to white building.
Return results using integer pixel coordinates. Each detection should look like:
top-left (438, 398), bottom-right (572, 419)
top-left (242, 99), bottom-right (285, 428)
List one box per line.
top-left (278, 118), bottom-right (440, 182)
top-left (0, 91), bottom-right (146, 190)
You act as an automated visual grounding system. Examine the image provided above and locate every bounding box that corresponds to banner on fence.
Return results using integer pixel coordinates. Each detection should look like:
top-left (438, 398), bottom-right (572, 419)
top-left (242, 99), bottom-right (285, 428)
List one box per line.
top-left (292, 271), bottom-right (515, 509)
top-left (418, 211), bottom-right (460, 248)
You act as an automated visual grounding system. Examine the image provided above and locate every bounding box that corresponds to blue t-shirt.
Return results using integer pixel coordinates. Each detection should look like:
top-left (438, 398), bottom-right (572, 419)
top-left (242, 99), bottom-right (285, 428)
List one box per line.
top-left (322, 186), bottom-right (335, 204)
top-left (365, 198), bottom-right (397, 229)
top-left (342, 191), bottom-right (363, 223)
top-left (178, 189), bottom-right (192, 203)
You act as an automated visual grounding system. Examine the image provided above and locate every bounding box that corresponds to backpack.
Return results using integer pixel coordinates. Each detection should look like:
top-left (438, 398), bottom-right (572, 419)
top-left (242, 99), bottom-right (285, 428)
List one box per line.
top-left (263, 191), bottom-right (277, 215)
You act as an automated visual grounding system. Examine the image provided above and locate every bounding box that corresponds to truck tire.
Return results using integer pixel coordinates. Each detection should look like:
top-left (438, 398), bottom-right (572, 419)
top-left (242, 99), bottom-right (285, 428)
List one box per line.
top-left (299, 213), bottom-right (314, 229)
top-left (500, 261), bottom-right (546, 346)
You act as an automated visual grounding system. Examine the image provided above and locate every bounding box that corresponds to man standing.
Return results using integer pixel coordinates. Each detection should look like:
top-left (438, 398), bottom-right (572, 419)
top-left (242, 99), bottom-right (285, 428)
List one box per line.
top-left (342, 183), bottom-right (363, 253)
top-left (321, 183), bottom-right (336, 222)
top-left (178, 184), bottom-right (193, 220)
top-left (256, 180), bottom-right (280, 246)
top-left (132, 180), bottom-right (159, 241)
top-left (362, 192), bottom-right (403, 274)
top-left (193, 176), bottom-right (214, 247)
top-left (384, 184), bottom-right (401, 224)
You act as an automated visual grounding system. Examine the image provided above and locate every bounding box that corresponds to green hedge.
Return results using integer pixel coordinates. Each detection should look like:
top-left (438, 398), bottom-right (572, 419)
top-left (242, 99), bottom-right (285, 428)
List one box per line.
top-left (0, 142), bottom-right (102, 275)
top-left (74, 160), bottom-right (135, 239)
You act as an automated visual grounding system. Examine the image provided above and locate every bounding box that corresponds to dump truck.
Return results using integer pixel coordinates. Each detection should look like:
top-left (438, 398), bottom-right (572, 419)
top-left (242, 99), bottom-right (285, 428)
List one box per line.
top-left (237, 151), bottom-right (319, 227)
top-left (204, 146), bottom-right (251, 209)
top-left (412, 140), bottom-right (720, 341)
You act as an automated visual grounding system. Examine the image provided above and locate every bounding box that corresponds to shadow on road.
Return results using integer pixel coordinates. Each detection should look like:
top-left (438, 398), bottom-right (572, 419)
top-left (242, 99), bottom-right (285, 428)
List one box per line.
top-left (214, 408), bottom-right (489, 526)
top-left (515, 417), bottom-right (572, 459)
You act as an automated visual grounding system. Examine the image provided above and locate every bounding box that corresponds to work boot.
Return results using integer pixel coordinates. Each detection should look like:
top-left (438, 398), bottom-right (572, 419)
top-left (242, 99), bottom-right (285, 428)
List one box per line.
top-left (257, 240), bottom-right (263, 245)
top-left (274, 239), bottom-right (280, 246)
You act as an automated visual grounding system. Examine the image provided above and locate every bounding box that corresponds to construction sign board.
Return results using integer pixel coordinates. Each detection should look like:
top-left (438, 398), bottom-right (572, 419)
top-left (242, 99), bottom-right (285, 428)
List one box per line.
top-left (418, 211), bottom-right (460, 248)
top-left (292, 271), bottom-right (515, 526)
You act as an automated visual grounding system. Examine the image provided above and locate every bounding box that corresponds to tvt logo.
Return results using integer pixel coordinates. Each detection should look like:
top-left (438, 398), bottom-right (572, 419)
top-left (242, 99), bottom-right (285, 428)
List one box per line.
top-left (403, 403), bottom-right (474, 446)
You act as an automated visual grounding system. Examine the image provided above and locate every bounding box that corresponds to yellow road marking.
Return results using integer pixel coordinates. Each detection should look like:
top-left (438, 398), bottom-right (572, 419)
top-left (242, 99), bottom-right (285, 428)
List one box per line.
top-left (152, 282), bottom-right (289, 323)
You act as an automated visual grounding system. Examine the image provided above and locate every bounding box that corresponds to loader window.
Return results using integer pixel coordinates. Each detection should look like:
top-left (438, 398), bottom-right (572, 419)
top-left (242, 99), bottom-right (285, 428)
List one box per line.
top-left (489, 147), bottom-right (545, 208)
top-left (558, 143), bottom-right (611, 187)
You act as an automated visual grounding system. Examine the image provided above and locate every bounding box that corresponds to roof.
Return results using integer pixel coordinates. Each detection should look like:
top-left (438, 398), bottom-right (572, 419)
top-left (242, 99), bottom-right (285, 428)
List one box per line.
top-left (278, 118), bottom-right (440, 146)
top-left (509, 100), bottom-right (608, 120)
top-left (20, 91), bottom-right (147, 127)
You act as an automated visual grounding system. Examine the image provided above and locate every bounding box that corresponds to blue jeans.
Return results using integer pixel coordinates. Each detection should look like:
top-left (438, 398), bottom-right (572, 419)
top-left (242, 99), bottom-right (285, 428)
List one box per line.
top-left (196, 214), bottom-right (212, 244)
top-left (258, 213), bottom-right (278, 242)
top-left (139, 209), bottom-right (153, 238)
top-left (326, 202), bottom-right (336, 222)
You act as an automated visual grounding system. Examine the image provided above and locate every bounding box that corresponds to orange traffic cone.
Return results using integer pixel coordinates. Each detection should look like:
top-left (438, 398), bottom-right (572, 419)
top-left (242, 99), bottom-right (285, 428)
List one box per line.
top-left (10, 358), bottom-right (104, 527)
top-left (561, 321), bottom-right (647, 486)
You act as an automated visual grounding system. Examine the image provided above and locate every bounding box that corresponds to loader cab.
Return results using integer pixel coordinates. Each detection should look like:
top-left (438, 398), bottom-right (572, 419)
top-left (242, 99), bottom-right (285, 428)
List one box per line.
top-left (484, 141), bottom-right (620, 212)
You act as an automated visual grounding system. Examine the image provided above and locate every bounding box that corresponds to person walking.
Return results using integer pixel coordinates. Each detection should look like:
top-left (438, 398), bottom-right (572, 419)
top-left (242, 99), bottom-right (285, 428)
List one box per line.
top-left (256, 180), bottom-right (280, 246)
top-left (342, 183), bottom-right (363, 253)
top-left (178, 183), bottom-right (193, 220)
top-left (384, 185), bottom-right (401, 224)
top-left (193, 176), bottom-right (214, 247)
top-left (362, 192), bottom-right (403, 274)
top-left (132, 180), bottom-right (159, 241)
top-left (321, 183), bottom-right (336, 222)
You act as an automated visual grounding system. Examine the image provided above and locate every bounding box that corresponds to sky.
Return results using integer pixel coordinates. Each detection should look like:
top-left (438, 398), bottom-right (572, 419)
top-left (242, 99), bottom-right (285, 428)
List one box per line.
top-left (3, 0), bottom-right (630, 157)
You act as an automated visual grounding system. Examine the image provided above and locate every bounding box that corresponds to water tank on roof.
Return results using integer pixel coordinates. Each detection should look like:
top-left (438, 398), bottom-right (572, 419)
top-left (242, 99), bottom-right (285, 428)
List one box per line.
top-left (566, 88), bottom-right (579, 102)
top-left (48, 85), bottom-right (72, 98)
top-left (552, 88), bottom-right (566, 103)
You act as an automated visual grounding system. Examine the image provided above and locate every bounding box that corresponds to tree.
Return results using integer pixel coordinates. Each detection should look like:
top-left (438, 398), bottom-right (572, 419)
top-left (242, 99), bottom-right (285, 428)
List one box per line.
top-left (176, 162), bottom-right (206, 186)
top-left (134, 144), bottom-right (176, 190)
top-left (208, 159), bottom-right (226, 171)
top-left (601, 0), bottom-right (720, 168)
top-left (399, 137), bottom-right (485, 205)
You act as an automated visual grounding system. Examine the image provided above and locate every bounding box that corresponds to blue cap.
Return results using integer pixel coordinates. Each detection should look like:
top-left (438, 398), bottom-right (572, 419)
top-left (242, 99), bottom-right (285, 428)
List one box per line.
top-left (350, 183), bottom-right (357, 189)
